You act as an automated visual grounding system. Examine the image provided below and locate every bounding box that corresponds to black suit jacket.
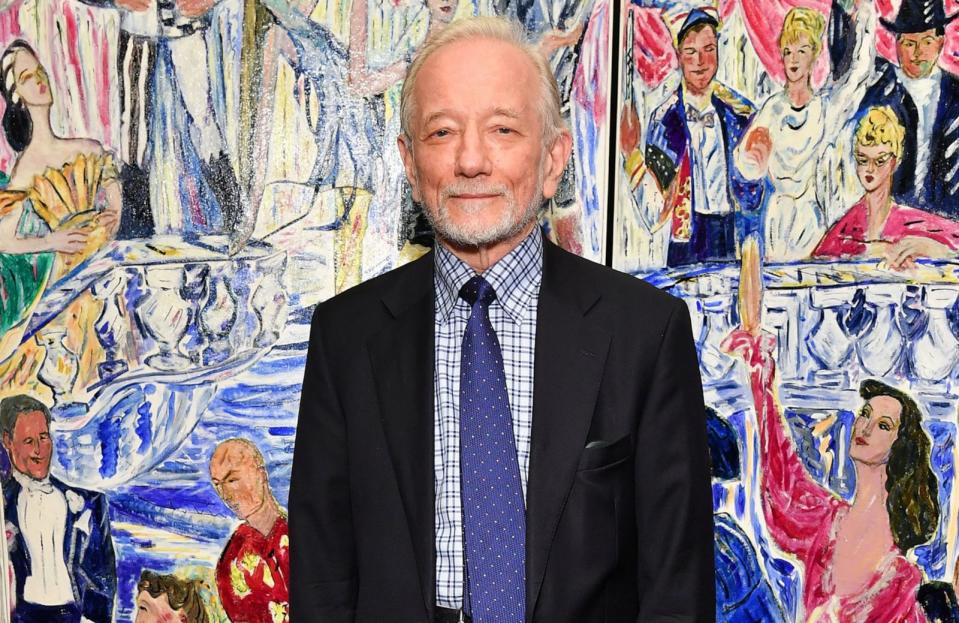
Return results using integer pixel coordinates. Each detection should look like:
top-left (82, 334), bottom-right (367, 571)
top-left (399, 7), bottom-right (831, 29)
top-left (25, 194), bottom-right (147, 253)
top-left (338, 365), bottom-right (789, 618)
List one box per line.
top-left (289, 240), bottom-right (714, 622)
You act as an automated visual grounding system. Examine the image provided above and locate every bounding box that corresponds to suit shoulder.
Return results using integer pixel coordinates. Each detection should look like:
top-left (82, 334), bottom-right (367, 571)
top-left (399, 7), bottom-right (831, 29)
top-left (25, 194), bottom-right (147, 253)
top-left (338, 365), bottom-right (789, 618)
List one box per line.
top-left (311, 252), bottom-right (432, 329)
top-left (714, 83), bottom-right (755, 116)
top-left (650, 90), bottom-right (680, 123)
top-left (549, 245), bottom-right (681, 312)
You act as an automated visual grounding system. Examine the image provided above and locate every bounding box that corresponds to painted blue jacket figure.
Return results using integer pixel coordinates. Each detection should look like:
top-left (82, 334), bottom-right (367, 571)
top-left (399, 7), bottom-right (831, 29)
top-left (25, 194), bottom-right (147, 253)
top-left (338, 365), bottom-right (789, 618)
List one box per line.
top-left (0, 395), bottom-right (116, 623)
top-left (829, 0), bottom-right (959, 218)
top-left (706, 408), bottom-right (787, 623)
top-left (620, 6), bottom-right (764, 267)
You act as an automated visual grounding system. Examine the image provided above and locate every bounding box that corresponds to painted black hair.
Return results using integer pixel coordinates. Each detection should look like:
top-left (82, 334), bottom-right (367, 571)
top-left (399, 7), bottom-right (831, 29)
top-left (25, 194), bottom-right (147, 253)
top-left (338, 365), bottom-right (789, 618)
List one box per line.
top-left (0, 40), bottom-right (37, 153)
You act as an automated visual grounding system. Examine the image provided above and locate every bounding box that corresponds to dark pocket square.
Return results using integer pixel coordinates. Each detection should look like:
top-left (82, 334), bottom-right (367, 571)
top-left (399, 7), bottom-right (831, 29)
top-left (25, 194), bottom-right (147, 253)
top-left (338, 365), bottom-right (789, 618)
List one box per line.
top-left (577, 434), bottom-right (631, 471)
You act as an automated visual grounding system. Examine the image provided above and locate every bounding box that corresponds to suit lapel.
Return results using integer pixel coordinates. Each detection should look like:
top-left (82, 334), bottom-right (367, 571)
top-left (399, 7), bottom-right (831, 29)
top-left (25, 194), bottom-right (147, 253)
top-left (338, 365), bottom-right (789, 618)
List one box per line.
top-left (525, 243), bottom-right (610, 622)
top-left (367, 253), bottom-right (436, 619)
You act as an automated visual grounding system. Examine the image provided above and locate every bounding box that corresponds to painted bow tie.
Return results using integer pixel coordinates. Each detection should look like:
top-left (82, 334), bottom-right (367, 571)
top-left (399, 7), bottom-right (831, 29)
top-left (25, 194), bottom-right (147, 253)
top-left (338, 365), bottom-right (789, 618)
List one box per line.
top-left (686, 105), bottom-right (716, 127)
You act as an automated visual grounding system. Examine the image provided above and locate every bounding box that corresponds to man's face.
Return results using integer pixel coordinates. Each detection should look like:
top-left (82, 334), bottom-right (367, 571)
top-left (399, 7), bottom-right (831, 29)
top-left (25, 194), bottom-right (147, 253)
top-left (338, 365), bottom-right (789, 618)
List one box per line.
top-left (398, 37), bottom-right (571, 248)
top-left (3, 410), bottom-right (52, 481)
top-left (678, 26), bottom-right (718, 96)
top-left (135, 590), bottom-right (186, 623)
top-left (210, 443), bottom-right (267, 520)
top-left (897, 29), bottom-right (944, 79)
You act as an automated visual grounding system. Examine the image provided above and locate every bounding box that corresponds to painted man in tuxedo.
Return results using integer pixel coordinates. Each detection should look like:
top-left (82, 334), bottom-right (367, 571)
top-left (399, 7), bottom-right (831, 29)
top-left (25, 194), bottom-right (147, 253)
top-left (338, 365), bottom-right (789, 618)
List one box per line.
top-left (830, 0), bottom-right (959, 217)
top-left (0, 395), bottom-right (116, 623)
top-left (289, 15), bottom-right (714, 623)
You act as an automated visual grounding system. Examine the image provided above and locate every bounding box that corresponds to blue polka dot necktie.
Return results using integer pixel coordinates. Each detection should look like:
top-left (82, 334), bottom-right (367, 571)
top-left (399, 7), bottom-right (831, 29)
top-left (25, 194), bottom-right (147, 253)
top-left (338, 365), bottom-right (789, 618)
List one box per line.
top-left (459, 275), bottom-right (526, 623)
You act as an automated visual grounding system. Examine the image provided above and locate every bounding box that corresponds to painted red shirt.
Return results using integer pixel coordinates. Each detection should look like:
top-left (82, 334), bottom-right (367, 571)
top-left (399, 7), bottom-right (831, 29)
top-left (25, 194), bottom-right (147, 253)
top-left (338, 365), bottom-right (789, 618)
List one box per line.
top-left (216, 516), bottom-right (290, 623)
top-left (723, 330), bottom-right (926, 623)
top-left (814, 199), bottom-right (959, 258)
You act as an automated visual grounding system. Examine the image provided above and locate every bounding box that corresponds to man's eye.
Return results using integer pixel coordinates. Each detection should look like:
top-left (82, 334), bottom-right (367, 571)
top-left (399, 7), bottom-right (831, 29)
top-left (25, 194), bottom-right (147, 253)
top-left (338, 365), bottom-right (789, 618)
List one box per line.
top-left (496, 127), bottom-right (514, 135)
top-left (432, 129), bottom-right (450, 138)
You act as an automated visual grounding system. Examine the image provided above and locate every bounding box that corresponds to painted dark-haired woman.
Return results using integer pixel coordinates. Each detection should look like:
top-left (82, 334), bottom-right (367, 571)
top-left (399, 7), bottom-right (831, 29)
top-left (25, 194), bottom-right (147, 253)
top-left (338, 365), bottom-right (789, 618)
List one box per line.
top-left (0, 40), bottom-right (121, 365)
top-left (724, 327), bottom-right (940, 621)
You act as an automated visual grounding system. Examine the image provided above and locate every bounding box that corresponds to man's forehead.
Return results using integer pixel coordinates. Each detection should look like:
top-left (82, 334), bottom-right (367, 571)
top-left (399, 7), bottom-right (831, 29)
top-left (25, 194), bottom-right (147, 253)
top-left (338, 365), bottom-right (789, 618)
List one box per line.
top-left (899, 29), bottom-right (941, 41)
top-left (211, 442), bottom-right (256, 469)
top-left (413, 37), bottom-right (537, 103)
top-left (13, 410), bottom-right (48, 431)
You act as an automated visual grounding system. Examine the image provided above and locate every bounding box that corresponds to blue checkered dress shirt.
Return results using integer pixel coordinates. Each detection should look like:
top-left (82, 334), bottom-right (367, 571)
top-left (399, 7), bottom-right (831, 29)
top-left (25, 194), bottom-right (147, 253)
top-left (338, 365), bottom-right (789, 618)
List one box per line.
top-left (433, 227), bottom-right (543, 610)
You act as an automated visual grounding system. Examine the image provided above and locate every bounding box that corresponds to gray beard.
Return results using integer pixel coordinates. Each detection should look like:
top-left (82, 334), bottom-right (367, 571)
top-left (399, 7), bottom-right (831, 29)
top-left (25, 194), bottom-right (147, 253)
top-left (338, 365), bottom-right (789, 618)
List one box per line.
top-left (422, 170), bottom-right (545, 248)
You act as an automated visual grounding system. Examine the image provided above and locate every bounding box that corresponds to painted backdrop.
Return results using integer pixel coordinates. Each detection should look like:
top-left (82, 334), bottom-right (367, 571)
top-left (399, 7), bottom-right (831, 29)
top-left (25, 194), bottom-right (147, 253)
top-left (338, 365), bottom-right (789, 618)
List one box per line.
top-left (0, 0), bottom-right (610, 619)
top-left (617, 0), bottom-right (959, 621)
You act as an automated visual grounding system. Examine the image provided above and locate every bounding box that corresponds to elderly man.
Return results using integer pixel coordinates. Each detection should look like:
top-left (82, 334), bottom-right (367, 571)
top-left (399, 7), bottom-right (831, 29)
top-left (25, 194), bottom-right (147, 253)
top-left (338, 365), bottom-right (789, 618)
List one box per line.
top-left (289, 15), bottom-right (713, 623)
top-left (0, 395), bottom-right (116, 623)
top-left (134, 570), bottom-right (209, 623)
top-left (830, 0), bottom-right (959, 217)
top-left (619, 6), bottom-right (764, 267)
top-left (210, 438), bottom-right (289, 623)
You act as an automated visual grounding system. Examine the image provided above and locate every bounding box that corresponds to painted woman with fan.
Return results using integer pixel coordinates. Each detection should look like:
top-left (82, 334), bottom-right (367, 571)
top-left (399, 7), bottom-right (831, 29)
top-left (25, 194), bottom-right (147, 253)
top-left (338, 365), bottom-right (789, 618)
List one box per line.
top-left (0, 40), bottom-right (122, 365)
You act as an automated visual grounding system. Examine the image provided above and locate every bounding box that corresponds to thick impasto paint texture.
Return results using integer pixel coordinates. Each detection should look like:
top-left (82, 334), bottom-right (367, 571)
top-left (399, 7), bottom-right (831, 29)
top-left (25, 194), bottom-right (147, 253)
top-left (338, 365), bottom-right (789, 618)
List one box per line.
top-left (0, 0), bottom-right (609, 620)
top-left (618, 0), bottom-right (959, 621)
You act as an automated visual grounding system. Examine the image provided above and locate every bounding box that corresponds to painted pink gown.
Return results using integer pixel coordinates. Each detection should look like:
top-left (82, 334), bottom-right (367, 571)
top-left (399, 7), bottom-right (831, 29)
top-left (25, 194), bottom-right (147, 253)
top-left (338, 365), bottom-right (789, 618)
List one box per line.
top-left (813, 198), bottom-right (959, 258)
top-left (722, 329), bottom-right (927, 622)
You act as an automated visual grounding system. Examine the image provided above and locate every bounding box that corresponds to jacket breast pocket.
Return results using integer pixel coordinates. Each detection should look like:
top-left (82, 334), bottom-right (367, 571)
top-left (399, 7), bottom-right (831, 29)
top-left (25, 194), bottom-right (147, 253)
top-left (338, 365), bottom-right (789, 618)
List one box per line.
top-left (576, 434), bottom-right (631, 471)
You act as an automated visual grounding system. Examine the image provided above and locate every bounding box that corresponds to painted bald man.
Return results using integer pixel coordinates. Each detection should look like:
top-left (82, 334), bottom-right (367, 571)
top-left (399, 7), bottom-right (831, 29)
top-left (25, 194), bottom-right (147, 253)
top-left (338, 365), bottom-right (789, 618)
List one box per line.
top-left (210, 439), bottom-right (289, 623)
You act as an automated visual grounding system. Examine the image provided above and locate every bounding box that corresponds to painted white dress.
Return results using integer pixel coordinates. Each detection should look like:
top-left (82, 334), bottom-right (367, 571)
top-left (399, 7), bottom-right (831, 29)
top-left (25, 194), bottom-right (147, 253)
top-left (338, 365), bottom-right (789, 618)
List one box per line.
top-left (735, 2), bottom-right (877, 261)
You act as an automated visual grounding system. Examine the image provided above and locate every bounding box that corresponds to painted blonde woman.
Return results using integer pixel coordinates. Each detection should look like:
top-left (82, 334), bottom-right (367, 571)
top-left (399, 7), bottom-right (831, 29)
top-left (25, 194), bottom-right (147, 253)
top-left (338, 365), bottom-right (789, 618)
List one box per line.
top-left (813, 106), bottom-right (959, 267)
top-left (0, 40), bottom-right (121, 368)
top-left (735, 3), bottom-right (875, 261)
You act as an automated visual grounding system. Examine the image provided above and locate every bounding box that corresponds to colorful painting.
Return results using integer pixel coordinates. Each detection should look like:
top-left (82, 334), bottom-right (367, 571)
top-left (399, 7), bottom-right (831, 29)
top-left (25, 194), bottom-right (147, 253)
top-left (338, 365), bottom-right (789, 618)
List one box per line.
top-left (616, 0), bottom-right (959, 620)
top-left (0, 0), bottom-right (610, 619)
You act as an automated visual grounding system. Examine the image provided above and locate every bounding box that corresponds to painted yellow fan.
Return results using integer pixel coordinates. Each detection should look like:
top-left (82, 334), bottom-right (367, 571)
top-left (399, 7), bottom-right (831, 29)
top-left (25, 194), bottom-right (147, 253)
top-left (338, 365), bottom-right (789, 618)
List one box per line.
top-left (27, 152), bottom-right (118, 270)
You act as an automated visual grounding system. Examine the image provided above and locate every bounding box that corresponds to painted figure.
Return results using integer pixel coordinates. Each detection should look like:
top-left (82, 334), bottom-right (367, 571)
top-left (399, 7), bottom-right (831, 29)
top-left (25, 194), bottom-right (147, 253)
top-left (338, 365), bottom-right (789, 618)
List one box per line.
top-left (724, 329), bottom-right (941, 621)
top-left (734, 3), bottom-right (875, 261)
top-left (75, 0), bottom-right (246, 246)
top-left (619, 6), bottom-right (764, 267)
top-left (830, 0), bottom-right (959, 217)
top-left (0, 41), bottom-right (122, 364)
top-left (705, 407), bottom-right (787, 623)
top-left (814, 106), bottom-right (959, 267)
top-left (210, 438), bottom-right (288, 623)
top-left (0, 394), bottom-right (117, 623)
top-left (135, 570), bottom-right (209, 623)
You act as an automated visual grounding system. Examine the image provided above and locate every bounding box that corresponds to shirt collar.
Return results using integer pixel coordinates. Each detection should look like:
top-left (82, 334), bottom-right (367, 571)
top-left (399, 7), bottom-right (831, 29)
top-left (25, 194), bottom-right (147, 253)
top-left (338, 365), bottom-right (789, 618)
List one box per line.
top-left (434, 226), bottom-right (544, 325)
top-left (897, 65), bottom-right (942, 91)
top-left (11, 468), bottom-right (53, 494)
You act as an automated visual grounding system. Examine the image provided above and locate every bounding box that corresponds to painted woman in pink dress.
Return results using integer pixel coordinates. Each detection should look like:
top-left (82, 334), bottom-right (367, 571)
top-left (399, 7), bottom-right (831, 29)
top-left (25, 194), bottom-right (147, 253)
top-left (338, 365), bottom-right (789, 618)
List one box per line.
top-left (813, 105), bottom-right (959, 268)
top-left (723, 325), bottom-right (940, 622)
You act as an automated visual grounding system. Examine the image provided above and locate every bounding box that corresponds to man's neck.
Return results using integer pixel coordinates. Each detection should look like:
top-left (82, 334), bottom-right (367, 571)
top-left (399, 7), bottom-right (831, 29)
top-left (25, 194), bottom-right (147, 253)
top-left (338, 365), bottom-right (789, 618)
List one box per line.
top-left (683, 83), bottom-right (713, 110)
top-left (439, 222), bottom-right (537, 273)
top-left (245, 498), bottom-right (281, 537)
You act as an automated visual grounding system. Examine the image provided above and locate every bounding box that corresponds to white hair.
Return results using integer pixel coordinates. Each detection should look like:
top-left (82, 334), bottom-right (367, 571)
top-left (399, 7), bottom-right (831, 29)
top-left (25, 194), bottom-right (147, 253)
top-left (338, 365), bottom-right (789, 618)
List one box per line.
top-left (399, 16), bottom-right (566, 148)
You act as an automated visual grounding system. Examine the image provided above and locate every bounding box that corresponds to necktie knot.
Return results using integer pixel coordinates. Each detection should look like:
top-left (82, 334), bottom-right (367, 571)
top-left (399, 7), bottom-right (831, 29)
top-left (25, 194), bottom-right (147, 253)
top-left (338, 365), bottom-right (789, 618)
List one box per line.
top-left (459, 275), bottom-right (496, 308)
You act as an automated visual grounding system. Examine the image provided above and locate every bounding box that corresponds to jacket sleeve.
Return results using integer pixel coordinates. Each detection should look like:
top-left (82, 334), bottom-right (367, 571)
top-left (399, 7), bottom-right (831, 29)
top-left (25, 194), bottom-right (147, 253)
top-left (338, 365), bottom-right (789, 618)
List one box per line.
top-left (289, 306), bottom-right (357, 622)
top-left (634, 298), bottom-right (715, 622)
top-left (79, 492), bottom-right (117, 623)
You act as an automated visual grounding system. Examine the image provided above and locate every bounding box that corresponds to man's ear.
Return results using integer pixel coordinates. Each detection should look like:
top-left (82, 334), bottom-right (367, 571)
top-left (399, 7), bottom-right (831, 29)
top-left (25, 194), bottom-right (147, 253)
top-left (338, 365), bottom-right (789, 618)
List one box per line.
top-left (397, 134), bottom-right (422, 203)
top-left (541, 129), bottom-right (574, 201)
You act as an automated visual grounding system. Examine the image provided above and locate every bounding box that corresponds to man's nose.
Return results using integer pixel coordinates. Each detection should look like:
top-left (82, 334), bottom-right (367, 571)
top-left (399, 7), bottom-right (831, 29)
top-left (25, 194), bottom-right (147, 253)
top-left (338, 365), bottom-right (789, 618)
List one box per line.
top-left (455, 126), bottom-right (492, 177)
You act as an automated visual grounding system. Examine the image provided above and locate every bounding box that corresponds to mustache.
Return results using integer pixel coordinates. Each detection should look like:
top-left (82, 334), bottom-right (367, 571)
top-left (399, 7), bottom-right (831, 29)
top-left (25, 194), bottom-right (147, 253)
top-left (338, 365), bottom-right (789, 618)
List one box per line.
top-left (441, 181), bottom-right (509, 200)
